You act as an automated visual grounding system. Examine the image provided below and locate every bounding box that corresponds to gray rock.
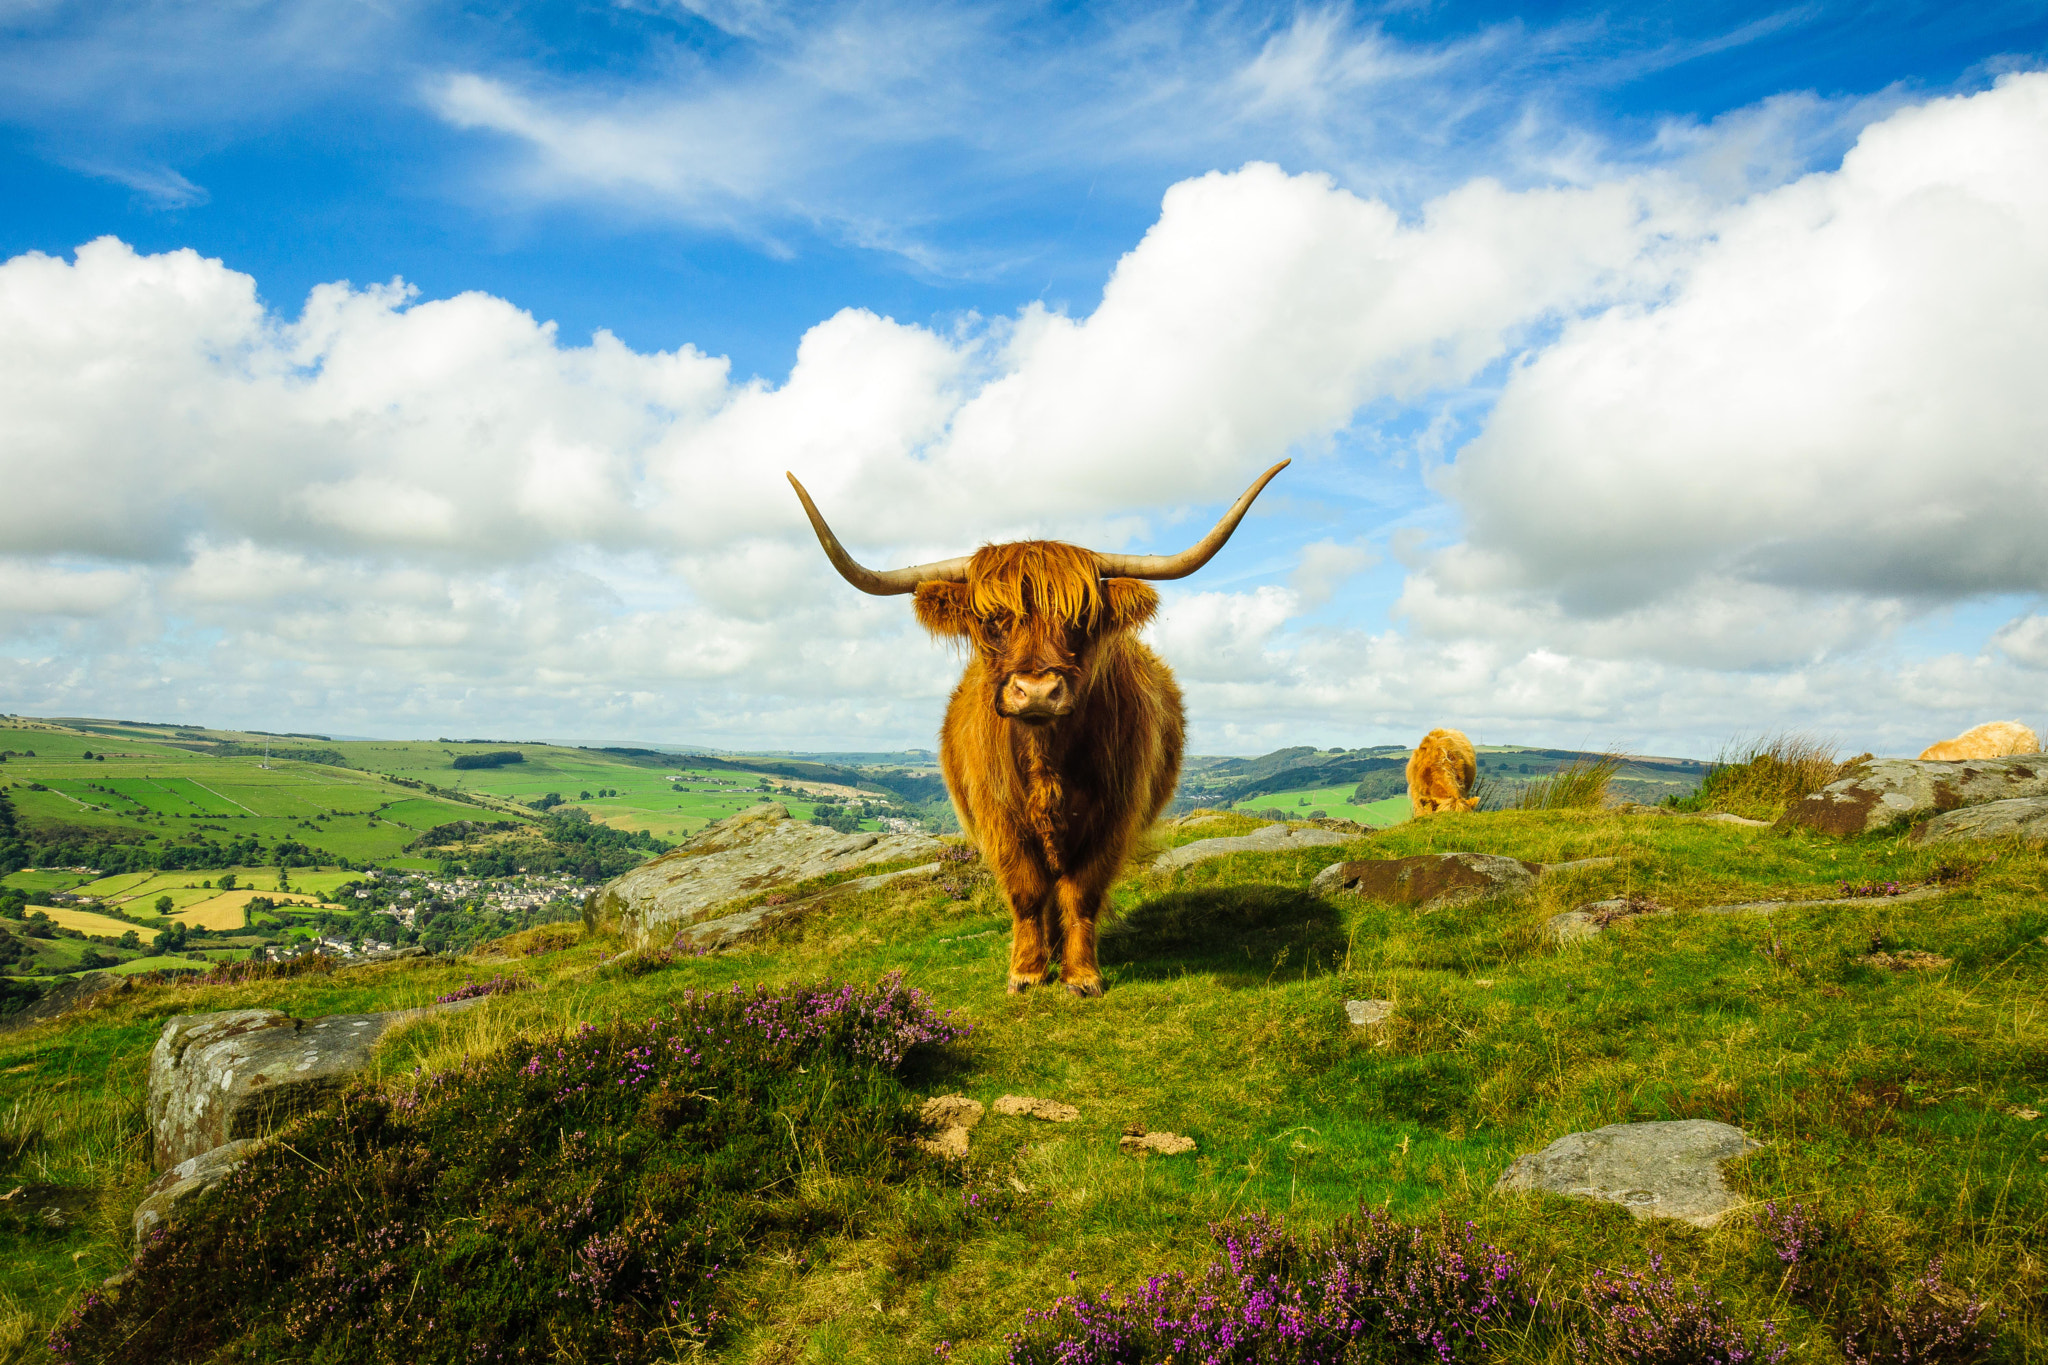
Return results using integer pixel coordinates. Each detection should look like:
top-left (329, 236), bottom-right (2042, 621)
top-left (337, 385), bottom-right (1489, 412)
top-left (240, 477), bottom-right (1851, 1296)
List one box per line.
top-left (1697, 812), bottom-right (1772, 827)
top-left (1154, 822), bottom-right (1354, 871)
top-left (1312, 852), bottom-right (1541, 906)
top-left (668, 861), bottom-right (942, 954)
top-left (1494, 1120), bottom-right (1762, 1227)
top-left (1344, 999), bottom-right (1393, 1027)
top-left (587, 803), bottom-right (944, 949)
top-left (147, 998), bottom-right (483, 1168)
top-left (1779, 755), bottom-right (2048, 836)
top-left (1550, 885), bottom-right (1947, 941)
top-left (131, 1138), bottom-right (263, 1247)
top-left (1910, 796), bottom-right (2048, 845)
top-left (1547, 897), bottom-right (1673, 944)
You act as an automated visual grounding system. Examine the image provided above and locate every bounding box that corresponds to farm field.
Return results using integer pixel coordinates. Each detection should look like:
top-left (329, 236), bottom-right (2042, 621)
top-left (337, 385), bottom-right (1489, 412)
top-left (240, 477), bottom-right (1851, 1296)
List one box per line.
top-left (1230, 786), bottom-right (1411, 825)
top-left (29, 906), bottom-right (144, 938)
top-left (336, 738), bottom-right (845, 839)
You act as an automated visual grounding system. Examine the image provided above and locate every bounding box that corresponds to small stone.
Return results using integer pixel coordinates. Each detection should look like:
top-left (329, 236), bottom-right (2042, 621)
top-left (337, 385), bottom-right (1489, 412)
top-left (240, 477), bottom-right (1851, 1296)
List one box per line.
top-left (2005, 1106), bottom-right (2040, 1121)
top-left (1344, 999), bottom-right (1393, 1027)
top-left (992, 1094), bottom-right (1079, 1122)
top-left (1119, 1128), bottom-right (1196, 1156)
top-left (1493, 1120), bottom-right (1761, 1228)
top-left (1548, 896), bottom-right (1671, 943)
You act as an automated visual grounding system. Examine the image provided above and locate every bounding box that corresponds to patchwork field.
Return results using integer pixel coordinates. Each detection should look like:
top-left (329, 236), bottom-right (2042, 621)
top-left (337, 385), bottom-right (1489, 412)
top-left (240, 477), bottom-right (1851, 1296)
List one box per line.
top-left (1230, 786), bottom-right (1412, 825)
top-left (28, 906), bottom-right (143, 938)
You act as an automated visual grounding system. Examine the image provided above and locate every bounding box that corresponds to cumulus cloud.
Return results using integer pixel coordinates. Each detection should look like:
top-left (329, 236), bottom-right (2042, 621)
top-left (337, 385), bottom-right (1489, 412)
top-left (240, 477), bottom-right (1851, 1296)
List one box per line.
top-left (6, 76), bottom-right (2048, 753)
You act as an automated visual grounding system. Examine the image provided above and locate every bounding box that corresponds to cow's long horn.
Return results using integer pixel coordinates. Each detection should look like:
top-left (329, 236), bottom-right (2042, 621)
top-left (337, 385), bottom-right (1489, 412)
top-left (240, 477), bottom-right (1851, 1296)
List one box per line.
top-left (787, 472), bottom-right (972, 596)
top-left (1092, 459), bottom-right (1291, 580)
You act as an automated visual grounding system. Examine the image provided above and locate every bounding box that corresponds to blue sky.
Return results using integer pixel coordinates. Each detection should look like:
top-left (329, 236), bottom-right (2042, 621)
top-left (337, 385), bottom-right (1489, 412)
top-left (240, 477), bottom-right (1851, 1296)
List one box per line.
top-left (4, 1), bottom-right (2047, 756)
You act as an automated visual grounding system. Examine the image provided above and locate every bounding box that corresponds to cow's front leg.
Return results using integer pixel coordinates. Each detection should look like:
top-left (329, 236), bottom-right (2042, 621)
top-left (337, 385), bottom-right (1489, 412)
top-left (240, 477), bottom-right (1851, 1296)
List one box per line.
top-left (999, 859), bottom-right (1056, 993)
top-left (1053, 870), bottom-right (1114, 998)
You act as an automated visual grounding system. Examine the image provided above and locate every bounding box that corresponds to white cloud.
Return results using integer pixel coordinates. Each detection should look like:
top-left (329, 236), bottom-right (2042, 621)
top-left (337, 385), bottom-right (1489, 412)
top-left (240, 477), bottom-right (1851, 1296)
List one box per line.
top-left (6, 77), bottom-right (2048, 754)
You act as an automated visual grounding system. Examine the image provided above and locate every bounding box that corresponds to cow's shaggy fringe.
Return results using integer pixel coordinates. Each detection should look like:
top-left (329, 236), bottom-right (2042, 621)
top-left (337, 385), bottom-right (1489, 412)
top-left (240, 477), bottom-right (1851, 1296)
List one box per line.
top-left (965, 542), bottom-right (1105, 626)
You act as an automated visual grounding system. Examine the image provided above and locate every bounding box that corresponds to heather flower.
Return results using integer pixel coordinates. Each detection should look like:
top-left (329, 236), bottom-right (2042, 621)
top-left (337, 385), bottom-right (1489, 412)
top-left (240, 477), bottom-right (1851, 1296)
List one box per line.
top-left (1574, 1254), bottom-right (1786, 1365)
top-left (1839, 1260), bottom-right (1997, 1365)
top-left (1007, 1210), bottom-right (1539, 1365)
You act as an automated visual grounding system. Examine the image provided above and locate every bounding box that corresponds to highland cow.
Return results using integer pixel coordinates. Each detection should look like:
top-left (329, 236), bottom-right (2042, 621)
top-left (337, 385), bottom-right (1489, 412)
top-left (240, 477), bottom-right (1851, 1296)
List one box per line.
top-left (789, 461), bottom-right (1288, 996)
top-left (1406, 728), bottom-right (1479, 816)
top-left (1918, 720), bottom-right (2039, 761)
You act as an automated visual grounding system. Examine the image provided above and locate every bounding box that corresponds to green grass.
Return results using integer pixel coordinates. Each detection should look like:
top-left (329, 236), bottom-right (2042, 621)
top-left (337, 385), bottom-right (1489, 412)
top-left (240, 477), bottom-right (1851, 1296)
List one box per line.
top-left (1230, 784), bottom-right (1411, 826)
top-left (3, 804), bottom-right (2044, 1361)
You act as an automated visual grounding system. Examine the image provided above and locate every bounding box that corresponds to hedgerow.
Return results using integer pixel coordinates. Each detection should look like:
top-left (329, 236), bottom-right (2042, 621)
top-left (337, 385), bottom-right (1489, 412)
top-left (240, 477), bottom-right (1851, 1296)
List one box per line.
top-left (53, 972), bottom-right (967, 1364)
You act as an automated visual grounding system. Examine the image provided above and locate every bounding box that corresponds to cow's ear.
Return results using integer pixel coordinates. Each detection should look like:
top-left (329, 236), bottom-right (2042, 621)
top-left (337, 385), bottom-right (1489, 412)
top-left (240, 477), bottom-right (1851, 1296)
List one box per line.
top-left (915, 581), bottom-right (976, 638)
top-left (1101, 578), bottom-right (1159, 632)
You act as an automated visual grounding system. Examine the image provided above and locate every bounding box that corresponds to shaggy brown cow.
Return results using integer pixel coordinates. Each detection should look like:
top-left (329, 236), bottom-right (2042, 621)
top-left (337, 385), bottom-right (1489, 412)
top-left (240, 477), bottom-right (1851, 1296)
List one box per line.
top-left (1918, 720), bottom-right (2040, 761)
top-left (789, 462), bottom-right (1288, 996)
top-left (1406, 728), bottom-right (1479, 816)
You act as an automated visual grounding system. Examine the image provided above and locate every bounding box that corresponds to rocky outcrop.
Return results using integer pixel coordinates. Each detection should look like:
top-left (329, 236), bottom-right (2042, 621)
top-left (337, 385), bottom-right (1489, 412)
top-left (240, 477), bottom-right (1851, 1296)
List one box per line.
top-left (588, 803), bottom-right (944, 949)
top-left (1153, 822), bottom-right (1355, 871)
top-left (147, 999), bottom-right (483, 1168)
top-left (1312, 852), bottom-right (1542, 906)
top-left (1494, 1120), bottom-right (1761, 1227)
top-left (666, 861), bottom-right (941, 954)
top-left (1910, 796), bottom-right (2048, 845)
top-left (1778, 756), bottom-right (2048, 836)
top-left (131, 1138), bottom-right (263, 1247)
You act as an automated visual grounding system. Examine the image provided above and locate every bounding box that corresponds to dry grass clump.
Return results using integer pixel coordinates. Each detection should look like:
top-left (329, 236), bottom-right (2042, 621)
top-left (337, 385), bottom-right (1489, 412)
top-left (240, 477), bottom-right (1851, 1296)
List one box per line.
top-left (1513, 754), bottom-right (1624, 811)
top-left (1688, 733), bottom-right (1849, 819)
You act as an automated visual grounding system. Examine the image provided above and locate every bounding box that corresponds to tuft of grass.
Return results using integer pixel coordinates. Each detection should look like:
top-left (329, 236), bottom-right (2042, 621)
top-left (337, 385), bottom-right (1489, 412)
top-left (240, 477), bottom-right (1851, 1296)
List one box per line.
top-left (1513, 754), bottom-right (1624, 811)
top-left (1679, 733), bottom-right (1847, 820)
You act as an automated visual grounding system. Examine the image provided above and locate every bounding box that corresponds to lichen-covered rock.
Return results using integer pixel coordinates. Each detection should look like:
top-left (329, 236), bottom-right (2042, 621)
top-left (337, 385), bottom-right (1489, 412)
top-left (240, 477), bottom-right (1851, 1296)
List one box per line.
top-left (1494, 1120), bottom-right (1761, 1227)
top-left (587, 803), bottom-right (943, 949)
top-left (1910, 796), bottom-right (2048, 845)
top-left (1312, 852), bottom-right (1541, 906)
top-left (1779, 756), bottom-right (2048, 836)
top-left (131, 1138), bottom-right (263, 1247)
top-left (1152, 823), bottom-right (1354, 871)
top-left (147, 999), bottom-right (482, 1168)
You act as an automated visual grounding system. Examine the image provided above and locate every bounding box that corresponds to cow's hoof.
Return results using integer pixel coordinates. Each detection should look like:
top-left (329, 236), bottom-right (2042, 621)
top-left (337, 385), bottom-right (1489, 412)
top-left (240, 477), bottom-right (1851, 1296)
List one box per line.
top-left (1007, 974), bottom-right (1046, 994)
top-left (1065, 979), bottom-right (1103, 999)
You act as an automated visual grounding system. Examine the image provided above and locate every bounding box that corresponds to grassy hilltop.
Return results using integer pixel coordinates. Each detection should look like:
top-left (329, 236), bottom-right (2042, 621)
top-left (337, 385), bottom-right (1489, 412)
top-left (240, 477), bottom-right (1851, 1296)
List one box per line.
top-left (1, 744), bottom-right (2043, 1363)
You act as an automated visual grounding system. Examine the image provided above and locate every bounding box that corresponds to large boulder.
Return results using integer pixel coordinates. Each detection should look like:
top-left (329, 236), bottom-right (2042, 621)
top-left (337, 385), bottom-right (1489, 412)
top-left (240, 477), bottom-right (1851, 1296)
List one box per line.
top-left (1153, 822), bottom-right (1354, 871)
top-left (1779, 755), bottom-right (2048, 836)
top-left (147, 999), bottom-right (481, 1168)
top-left (1312, 852), bottom-right (1541, 906)
top-left (588, 803), bottom-right (944, 949)
top-left (1494, 1120), bottom-right (1761, 1228)
top-left (131, 1138), bottom-right (263, 1247)
top-left (1910, 796), bottom-right (2048, 845)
